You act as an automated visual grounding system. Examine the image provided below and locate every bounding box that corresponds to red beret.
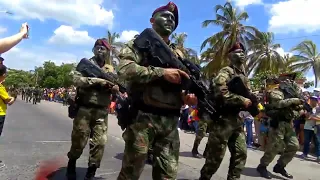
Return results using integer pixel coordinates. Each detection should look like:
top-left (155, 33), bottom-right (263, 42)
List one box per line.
top-left (152, 2), bottom-right (179, 30)
top-left (94, 38), bottom-right (111, 50)
top-left (228, 42), bottom-right (246, 53)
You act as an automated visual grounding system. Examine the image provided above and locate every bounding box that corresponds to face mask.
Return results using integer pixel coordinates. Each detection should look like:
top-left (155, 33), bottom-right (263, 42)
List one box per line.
top-left (152, 11), bottom-right (175, 37)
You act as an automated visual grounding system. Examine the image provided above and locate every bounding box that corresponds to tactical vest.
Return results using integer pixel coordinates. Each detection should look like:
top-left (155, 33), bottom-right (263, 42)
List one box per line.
top-left (77, 58), bottom-right (113, 107)
top-left (128, 41), bottom-right (185, 115)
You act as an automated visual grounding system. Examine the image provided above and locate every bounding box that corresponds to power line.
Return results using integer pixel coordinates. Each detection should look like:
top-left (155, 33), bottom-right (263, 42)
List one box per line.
top-left (184, 34), bottom-right (320, 48)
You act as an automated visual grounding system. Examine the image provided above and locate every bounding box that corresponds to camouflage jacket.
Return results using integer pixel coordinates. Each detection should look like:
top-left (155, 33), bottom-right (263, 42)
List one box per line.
top-left (117, 38), bottom-right (185, 110)
top-left (266, 89), bottom-right (302, 120)
top-left (71, 57), bottom-right (114, 107)
top-left (212, 65), bottom-right (249, 110)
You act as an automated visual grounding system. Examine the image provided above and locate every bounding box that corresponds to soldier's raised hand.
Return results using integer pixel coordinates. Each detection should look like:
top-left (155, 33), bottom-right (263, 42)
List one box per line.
top-left (163, 68), bottom-right (189, 84)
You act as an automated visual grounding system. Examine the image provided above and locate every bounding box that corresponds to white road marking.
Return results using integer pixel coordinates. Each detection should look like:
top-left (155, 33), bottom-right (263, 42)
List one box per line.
top-left (35, 141), bottom-right (71, 143)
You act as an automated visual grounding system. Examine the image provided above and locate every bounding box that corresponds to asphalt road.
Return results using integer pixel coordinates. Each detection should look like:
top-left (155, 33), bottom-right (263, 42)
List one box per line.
top-left (0, 98), bottom-right (319, 180)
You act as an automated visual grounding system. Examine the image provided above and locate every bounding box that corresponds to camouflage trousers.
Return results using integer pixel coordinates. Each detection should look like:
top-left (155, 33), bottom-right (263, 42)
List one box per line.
top-left (67, 106), bottom-right (108, 168)
top-left (260, 121), bottom-right (299, 167)
top-left (117, 110), bottom-right (180, 180)
top-left (194, 114), bottom-right (212, 146)
top-left (200, 115), bottom-right (247, 180)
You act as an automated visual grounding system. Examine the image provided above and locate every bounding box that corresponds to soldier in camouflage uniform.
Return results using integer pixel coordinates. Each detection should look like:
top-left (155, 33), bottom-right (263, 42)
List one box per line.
top-left (66, 38), bottom-right (117, 180)
top-left (191, 113), bottom-right (211, 158)
top-left (116, 2), bottom-right (197, 179)
top-left (25, 87), bottom-right (32, 103)
top-left (32, 87), bottom-right (40, 104)
top-left (256, 75), bottom-right (302, 179)
top-left (199, 43), bottom-right (252, 180)
top-left (21, 88), bottom-right (25, 101)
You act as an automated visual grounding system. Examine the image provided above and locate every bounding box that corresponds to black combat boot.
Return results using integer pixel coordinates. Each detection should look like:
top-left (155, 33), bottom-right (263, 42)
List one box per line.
top-left (273, 164), bottom-right (293, 179)
top-left (146, 151), bottom-right (153, 164)
top-left (66, 159), bottom-right (77, 180)
top-left (256, 164), bottom-right (272, 179)
top-left (84, 165), bottom-right (97, 180)
top-left (191, 142), bottom-right (202, 158)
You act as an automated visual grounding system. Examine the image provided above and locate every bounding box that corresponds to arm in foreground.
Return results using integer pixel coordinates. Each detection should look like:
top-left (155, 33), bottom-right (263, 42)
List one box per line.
top-left (213, 68), bottom-right (247, 107)
top-left (116, 44), bottom-right (164, 84)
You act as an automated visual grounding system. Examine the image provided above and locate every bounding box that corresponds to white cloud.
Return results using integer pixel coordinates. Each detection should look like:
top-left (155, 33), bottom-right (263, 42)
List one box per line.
top-left (268, 0), bottom-right (320, 33)
top-left (0, 26), bottom-right (7, 34)
top-left (0, 0), bottom-right (114, 27)
top-left (232, 0), bottom-right (263, 8)
top-left (48, 25), bottom-right (95, 45)
top-left (1, 46), bottom-right (89, 70)
top-left (117, 30), bottom-right (139, 42)
top-left (275, 47), bottom-right (293, 57)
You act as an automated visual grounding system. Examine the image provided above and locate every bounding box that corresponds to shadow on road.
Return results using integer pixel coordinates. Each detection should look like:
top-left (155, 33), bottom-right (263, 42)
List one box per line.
top-left (241, 167), bottom-right (285, 180)
top-left (47, 167), bottom-right (104, 180)
top-left (114, 153), bottom-right (124, 161)
top-left (179, 151), bottom-right (198, 158)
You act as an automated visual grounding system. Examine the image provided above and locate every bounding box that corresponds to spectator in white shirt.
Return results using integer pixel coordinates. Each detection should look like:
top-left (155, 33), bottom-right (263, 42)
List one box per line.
top-left (300, 96), bottom-right (320, 161)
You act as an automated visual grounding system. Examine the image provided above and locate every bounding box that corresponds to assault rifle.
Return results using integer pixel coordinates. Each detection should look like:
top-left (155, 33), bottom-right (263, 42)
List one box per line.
top-left (227, 76), bottom-right (259, 116)
top-left (133, 28), bottom-right (219, 119)
top-left (279, 80), bottom-right (312, 112)
top-left (76, 58), bottom-right (126, 93)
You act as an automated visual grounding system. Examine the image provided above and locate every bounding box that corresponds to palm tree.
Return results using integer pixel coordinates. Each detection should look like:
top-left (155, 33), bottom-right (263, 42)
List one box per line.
top-left (279, 54), bottom-right (298, 73)
top-left (171, 33), bottom-right (200, 64)
top-left (290, 40), bottom-right (320, 87)
top-left (246, 32), bottom-right (284, 75)
top-left (105, 31), bottom-right (125, 66)
top-left (200, 2), bottom-right (259, 75)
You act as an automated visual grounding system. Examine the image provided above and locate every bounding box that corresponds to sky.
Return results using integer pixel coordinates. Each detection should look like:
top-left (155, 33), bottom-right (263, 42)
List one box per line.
top-left (0, 0), bottom-right (319, 88)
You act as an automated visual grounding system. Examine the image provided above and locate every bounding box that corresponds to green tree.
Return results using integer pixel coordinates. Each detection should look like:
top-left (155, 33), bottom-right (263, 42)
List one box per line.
top-left (171, 33), bottom-right (200, 64)
top-left (290, 40), bottom-right (320, 87)
top-left (246, 32), bottom-right (284, 75)
top-left (201, 2), bottom-right (259, 76)
top-left (105, 31), bottom-right (126, 66)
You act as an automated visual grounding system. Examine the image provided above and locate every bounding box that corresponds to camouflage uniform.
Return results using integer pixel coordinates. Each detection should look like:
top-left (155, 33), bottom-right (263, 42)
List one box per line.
top-left (26, 88), bottom-right (32, 103)
top-left (192, 113), bottom-right (212, 158)
top-left (66, 54), bottom-right (114, 179)
top-left (116, 4), bottom-right (186, 180)
top-left (200, 43), bottom-right (250, 180)
top-left (32, 88), bottom-right (40, 104)
top-left (257, 82), bottom-right (301, 179)
top-left (21, 88), bottom-right (25, 100)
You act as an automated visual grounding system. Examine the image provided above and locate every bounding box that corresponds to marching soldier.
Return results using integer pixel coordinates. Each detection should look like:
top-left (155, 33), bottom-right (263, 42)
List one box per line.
top-left (21, 88), bottom-right (26, 101)
top-left (200, 42), bottom-right (251, 180)
top-left (256, 74), bottom-right (302, 179)
top-left (116, 2), bottom-right (197, 179)
top-left (32, 87), bottom-right (40, 104)
top-left (66, 38), bottom-right (117, 180)
top-left (191, 113), bottom-right (211, 158)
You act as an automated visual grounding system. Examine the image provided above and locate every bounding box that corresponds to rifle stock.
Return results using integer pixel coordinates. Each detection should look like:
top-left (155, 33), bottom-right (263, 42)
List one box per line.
top-left (279, 81), bottom-right (312, 112)
top-left (227, 76), bottom-right (259, 116)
